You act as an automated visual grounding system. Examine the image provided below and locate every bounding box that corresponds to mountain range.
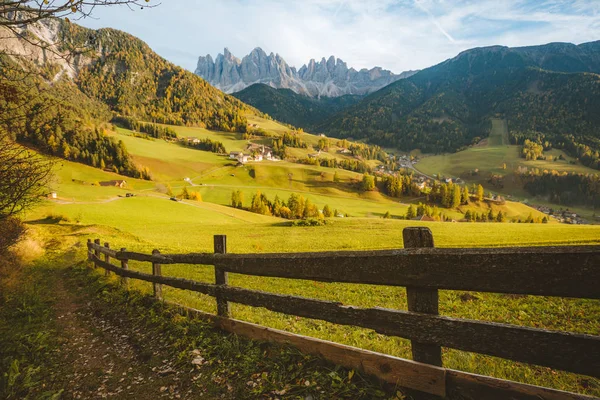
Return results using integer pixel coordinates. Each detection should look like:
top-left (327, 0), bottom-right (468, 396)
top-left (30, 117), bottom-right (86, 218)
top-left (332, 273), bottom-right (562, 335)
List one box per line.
top-left (232, 84), bottom-right (363, 129)
top-left (195, 47), bottom-right (417, 97)
top-left (315, 41), bottom-right (600, 156)
top-left (3, 13), bottom-right (600, 171)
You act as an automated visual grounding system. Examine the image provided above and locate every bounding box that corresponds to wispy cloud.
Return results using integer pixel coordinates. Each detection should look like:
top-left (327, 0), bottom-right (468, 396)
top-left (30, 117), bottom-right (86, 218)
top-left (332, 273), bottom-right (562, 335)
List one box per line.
top-left (78, 0), bottom-right (600, 73)
top-left (413, 0), bottom-right (456, 43)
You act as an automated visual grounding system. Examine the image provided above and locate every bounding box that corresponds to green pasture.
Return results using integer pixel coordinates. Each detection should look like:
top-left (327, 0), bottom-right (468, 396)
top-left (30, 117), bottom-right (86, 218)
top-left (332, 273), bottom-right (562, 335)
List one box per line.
top-left (27, 219), bottom-right (600, 396)
top-left (417, 118), bottom-right (597, 181)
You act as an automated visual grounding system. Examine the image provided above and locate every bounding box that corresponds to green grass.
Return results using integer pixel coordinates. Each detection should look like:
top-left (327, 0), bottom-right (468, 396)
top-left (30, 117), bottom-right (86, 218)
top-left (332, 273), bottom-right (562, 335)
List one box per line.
top-left (488, 118), bottom-right (509, 146)
top-left (25, 219), bottom-right (600, 397)
top-left (1, 226), bottom-right (396, 399)
top-left (19, 118), bottom-right (600, 395)
top-left (0, 259), bottom-right (64, 399)
top-left (415, 118), bottom-right (598, 214)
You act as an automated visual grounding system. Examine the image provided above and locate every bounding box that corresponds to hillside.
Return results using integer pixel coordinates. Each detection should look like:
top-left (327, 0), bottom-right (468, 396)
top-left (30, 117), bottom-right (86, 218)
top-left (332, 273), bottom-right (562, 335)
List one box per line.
top-left (0, 15), bottom-right (261, 178)
top-left (5, 16), bottom-right (253, 131)
top-left (232, 83), bottom-right (363, 129)
top-left (317, 41), bottom-right (600, 163)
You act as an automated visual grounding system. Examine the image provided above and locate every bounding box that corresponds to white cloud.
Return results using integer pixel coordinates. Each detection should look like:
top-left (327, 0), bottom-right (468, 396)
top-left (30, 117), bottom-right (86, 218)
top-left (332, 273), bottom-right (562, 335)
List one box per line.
top-left (77, 0), bottom-right (600, 73)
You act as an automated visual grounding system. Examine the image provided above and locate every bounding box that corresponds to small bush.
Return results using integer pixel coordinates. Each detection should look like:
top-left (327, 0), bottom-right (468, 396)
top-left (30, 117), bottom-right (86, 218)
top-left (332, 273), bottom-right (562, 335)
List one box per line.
top-left (44, 214), bottom-right (70, 223)
top-left (0, 217), bottom-right (26, 255)
top-left (291, 219), bottom-right (328, 227)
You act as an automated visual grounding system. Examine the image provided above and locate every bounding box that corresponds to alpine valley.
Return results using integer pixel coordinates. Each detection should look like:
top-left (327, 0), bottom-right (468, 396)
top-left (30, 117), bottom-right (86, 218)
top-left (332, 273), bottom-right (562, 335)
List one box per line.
top-left (2, 5), bottom-right (600, 400)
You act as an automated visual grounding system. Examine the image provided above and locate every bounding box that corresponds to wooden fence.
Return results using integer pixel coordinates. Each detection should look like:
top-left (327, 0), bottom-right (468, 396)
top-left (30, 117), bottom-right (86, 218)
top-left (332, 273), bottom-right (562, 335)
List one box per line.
top-left (86, 227), bottom-right (600, 400)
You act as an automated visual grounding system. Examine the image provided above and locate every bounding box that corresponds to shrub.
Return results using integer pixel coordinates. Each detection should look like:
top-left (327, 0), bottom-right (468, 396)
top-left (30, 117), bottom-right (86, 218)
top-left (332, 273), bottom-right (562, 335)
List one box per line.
top-left (291, 218), bottom-right (328, 227)
top-left (0, 217), bottom-right (26, 255)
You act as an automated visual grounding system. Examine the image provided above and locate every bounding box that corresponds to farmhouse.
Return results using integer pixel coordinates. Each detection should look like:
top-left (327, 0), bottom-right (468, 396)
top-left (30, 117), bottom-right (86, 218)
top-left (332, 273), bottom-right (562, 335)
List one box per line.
top-left (234, 153), bottom-right (251, 163)
top-left (186, 137), bottom-right (201, 144)
top-left (246, 144), bottom-right (276, 161)
top-left (229, 151), bottom-right (242, 159)
top-left (99, 180), bottom-right (127, 188)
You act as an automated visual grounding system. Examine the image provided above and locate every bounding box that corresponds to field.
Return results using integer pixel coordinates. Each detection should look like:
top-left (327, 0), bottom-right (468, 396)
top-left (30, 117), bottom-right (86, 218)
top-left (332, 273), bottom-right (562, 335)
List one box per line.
top-left (22, 116), bottom-right (600, 397)
top-left (416, 118), bottom-right (598, 186)
top-left (24, 212), bottom-right (600, 397)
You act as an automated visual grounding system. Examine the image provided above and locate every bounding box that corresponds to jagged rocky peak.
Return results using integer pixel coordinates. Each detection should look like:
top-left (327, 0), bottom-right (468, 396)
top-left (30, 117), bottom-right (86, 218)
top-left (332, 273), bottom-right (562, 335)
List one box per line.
top-left (195, 47), bottom-right (418, 97)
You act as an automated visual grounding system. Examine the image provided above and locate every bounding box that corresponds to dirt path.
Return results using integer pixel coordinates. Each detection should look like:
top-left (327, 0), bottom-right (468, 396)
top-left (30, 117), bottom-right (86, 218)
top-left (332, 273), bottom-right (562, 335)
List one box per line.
top-left (50, 265), bottom-right (199, 399)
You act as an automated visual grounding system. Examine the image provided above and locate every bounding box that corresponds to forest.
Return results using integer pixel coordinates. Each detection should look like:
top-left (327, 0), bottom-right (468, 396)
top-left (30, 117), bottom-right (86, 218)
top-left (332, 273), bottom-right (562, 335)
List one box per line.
top-left (60, 23), bottom-right (251, 132)
top-left (0, 62), bottom-right (148, 179)
top-left (516, 169), bottom-right (600, 208)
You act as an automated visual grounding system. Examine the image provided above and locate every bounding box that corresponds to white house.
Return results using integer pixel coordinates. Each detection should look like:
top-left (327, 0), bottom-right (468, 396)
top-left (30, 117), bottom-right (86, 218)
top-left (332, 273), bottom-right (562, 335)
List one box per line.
top-left (229, 151), bottom-right (242, 159)
top-left (236, 153), bottom-right (250, 163)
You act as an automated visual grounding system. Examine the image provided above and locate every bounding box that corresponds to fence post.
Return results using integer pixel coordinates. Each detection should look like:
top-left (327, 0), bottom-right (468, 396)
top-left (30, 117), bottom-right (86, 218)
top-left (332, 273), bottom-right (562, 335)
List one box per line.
top-left (87, 239), bottom-right (92, 264)
top-left (403, 227), bottom-right (442, 367)
top-left (120, 247), bottom-right (129, 288)
top-left (214, 235), bottom-right (230, 318)
top-left (93, 239), bottom-right (100, 268)
top-left (103, 242), bottom-right (110, 276)
top-left (152, 249), bottom-right (162, 300)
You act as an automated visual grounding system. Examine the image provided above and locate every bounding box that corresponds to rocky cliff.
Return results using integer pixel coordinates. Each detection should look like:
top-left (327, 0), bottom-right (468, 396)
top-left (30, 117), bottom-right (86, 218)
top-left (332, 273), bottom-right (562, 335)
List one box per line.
top-left (195, 47), bottom-right (417, 97)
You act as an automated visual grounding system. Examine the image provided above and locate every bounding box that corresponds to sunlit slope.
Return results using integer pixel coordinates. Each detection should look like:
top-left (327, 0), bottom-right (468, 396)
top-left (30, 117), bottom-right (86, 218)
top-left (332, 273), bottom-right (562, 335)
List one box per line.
top-left (417, 118), bottom-right (597, 183)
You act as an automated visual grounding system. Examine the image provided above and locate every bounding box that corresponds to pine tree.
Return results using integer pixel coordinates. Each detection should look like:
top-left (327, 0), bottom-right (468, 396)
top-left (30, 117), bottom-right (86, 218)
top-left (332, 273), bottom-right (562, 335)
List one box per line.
top-left (322, 204), bottom-right (333, 218)
top-left (406, 205), bottom-right (416, 219)
top-left (464, 210), bottom-right (472, 221)
top-left (180, 186), bottom-right (190, 200)
top-left (476, 184), bottom-right (484, 202)
top-left (451, 185), bottom-right (461, 208)
top-left (461, 186), bottom-right (470, 204)
top-left (496, 210), bottom-right (506, 222)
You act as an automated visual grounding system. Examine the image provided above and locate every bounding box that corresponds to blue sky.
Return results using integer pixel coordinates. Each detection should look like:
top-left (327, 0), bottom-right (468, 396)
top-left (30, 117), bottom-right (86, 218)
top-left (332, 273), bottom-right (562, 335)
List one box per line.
top-left (79, 0), bottom-right (600, 73)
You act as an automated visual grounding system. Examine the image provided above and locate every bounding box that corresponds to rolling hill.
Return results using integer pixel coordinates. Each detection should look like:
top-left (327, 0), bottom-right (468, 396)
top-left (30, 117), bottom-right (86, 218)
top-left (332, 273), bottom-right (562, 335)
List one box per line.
top-left (232, 83), bottom-right (363, 129)
top-left (316, 41), bottom-right (600, 162)
top-left (0, 15), bottom-right (255, 178)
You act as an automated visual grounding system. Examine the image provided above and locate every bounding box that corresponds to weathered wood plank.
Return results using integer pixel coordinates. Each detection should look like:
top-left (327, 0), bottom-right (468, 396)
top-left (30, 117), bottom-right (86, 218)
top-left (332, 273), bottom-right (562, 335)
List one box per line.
top-left (87, 239), bottom-right (92, 263)
top-left (212, 246), bottom-right (600, 299)
top-left (446, 369), bottom-right (597, 400)
top-left (103, 242), bottom-right (111, 276)
top-left (170, 303), bottom-right (447, 397)
top-left (89, 242), bottom-right (118, 258)
top-left (114, 251), bottom-right (213, 264)
top-left (214, 235), bottom-right (230, 317)
top-left (93, 239), bottom-right (100, 268)
top-left (92, 255), bottom-right (217, 295)
top-left (403, 227), bottom-right (442, 367)
top-left (120, 247), bottom-right (129, 288)
top-left (215, 286), bottom-right (600, 378)
top-left (90, 254), bottom-right (600, 377)
top-left (152, 249), bottom-right (162, 300)
top-left (108, 246), bottom-right (600, 299)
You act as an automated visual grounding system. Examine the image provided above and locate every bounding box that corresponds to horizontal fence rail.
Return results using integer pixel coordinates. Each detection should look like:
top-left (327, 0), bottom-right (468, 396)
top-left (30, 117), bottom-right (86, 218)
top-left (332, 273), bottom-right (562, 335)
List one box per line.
top-left (86, 228), bottom-right (600, 400)
top-left (108, 247), bottom-right (600, 299)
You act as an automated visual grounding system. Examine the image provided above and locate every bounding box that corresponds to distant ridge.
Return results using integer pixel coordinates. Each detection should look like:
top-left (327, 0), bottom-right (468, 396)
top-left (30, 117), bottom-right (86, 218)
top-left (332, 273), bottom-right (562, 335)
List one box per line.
top-left (195, 47), bottom-right (417, 97)
top-left (317, 40), bottom-right (600, 156)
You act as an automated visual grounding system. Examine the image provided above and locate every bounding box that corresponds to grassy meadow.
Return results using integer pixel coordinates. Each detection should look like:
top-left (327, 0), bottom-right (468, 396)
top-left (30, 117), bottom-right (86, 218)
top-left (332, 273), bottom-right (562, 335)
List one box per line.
top-left (416, 118), bottom-right (598, 191)
top-left (25, 214), bottom-right (600, 397)
top-left (21, 115), bottom-right (600, 396)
